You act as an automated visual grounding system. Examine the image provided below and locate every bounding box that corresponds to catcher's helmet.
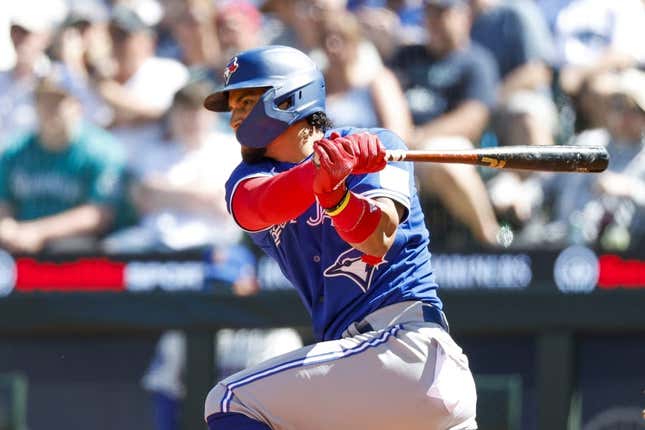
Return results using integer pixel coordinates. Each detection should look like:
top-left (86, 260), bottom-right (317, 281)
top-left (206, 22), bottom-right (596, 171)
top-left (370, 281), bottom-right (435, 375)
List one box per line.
top-left (204, 45), bottom-right (326, 148)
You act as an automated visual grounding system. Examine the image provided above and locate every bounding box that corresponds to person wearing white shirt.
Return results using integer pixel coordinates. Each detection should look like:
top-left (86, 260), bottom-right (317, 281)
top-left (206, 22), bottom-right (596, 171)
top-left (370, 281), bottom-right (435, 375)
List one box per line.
top-left (0, 3), bottom-right (59, 147)
top-left (98, 5), bottom-right (188, 163)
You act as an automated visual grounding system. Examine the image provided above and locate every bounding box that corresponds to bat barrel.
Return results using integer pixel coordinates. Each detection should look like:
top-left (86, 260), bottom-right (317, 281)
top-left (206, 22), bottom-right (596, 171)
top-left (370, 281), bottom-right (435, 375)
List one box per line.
top-left (386, 146), bottom-right (609, 173)
top-left (477, 145), bottom-right (609, 172)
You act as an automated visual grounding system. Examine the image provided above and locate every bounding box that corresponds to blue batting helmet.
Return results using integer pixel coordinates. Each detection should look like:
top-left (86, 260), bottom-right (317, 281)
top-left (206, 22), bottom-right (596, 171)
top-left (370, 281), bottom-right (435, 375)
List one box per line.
top-left (203, 45), bottom-right (326, 148)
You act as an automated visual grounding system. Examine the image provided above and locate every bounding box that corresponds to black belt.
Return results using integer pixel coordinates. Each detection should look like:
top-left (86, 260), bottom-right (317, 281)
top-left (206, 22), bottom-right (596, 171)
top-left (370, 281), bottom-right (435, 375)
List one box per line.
top-left (355, 303), bottom-right (450, 334)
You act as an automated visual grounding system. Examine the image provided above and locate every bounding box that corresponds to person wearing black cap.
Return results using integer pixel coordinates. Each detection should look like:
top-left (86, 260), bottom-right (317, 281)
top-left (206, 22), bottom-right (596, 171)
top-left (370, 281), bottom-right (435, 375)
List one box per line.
top-left (388, 0), bottom-right (503, 247)
top-left (391, 0), bottom-right (498, 146)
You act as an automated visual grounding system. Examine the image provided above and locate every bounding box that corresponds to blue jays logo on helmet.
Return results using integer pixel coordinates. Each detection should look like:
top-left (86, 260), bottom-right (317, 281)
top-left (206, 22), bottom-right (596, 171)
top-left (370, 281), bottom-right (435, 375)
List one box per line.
top-left (203, 45), bottom-right (326, 149)
top-left (223, 57), bottom-right (239, 85)
top-left (324, 249), bottom-right (386, 293)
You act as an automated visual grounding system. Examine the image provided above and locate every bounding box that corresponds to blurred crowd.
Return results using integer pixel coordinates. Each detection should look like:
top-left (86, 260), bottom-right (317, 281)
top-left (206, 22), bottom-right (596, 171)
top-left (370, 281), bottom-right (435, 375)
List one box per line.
top-left (0, 0), bottom-right (644, 264)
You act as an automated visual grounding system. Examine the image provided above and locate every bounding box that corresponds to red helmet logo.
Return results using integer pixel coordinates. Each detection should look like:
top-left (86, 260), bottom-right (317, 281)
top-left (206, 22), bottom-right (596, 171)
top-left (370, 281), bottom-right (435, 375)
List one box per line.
top-left (224, 57), bottom-right (239, 85)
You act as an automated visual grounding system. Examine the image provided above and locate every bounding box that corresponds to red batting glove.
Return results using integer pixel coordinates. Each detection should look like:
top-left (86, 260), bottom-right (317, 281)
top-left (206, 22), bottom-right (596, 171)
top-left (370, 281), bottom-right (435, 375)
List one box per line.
top-left (313, 137), bottom-right (357, 209)
top-left (330, 132), bottom-right (387, 174)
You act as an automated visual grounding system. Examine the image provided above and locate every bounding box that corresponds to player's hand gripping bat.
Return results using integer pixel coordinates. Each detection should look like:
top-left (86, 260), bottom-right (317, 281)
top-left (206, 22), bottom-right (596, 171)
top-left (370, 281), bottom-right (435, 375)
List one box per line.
top-left (385, 145), bottom-right (609, 173)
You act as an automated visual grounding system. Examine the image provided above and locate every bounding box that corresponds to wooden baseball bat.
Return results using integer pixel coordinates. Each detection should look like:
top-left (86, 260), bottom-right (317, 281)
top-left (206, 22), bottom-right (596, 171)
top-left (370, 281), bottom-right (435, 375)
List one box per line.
top-left (385, 145), bottom-right (609, 173)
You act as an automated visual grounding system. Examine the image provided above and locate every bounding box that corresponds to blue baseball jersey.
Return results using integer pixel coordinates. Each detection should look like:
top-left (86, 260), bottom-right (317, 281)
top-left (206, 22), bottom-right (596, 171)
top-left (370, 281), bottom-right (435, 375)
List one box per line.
top-left (225, 127), bottom-right (441, 341)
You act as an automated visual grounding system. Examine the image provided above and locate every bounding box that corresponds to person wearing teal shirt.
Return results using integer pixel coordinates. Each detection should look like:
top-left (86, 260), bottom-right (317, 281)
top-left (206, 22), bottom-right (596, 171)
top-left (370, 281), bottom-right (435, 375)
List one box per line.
top-left (0, 73), bottom-right (128, 254)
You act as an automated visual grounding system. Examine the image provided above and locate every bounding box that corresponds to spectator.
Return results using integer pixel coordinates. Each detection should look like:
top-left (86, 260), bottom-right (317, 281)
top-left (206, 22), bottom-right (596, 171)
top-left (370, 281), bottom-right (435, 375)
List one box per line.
top-left (260, 0), bottom-right (308, 49)
top-left (320, 10), bottom-right (413, 140)
top-left (0, 72), bottom-right (127, 254)
top-left (567, 71), bottom-right (618, 135)
top-left (353, 0), bottom-right (427, 62)
top-left (98, 5), bottom-right (188, 160)
top-left (543, 0), bottom-right (645, 97)
top-left (547, 69), bottom-right (645, 251)
top-left (293, 0), bottom-right (353, 51)
top-left (509, 69), bottom-right (645, 250)
top-left (0, 3), bottom-right (16, 71)
top-left (469, 0), bottom-right (559, 147)
top-left (537, 0), bottom-right (645, 145)
top-left (103, 80), bottom-right (243, 253)
top-left (48, 1), bottom-right (115, 127)
top-left (160, 0), bottom-right (220, 73)
top-left (390, 0), bottom-right (497, 144)
top-left (0, 2), bottom-right (61, 146)
top-left (214, 1), bottom-right (264, 77)
top-left (389, 0), bottom-right (502, 246)
top-left (262, 0), bottom-right (384, 78)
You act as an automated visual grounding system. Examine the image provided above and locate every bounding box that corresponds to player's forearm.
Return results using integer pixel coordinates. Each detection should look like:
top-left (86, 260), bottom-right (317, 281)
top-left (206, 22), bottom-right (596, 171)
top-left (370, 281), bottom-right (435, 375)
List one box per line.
top-left (326, 193), bottom-right (401, 259)
top-left (232, 161), bottom-right (317, 230)
top-left (343, 198), bottom-right (400, 257)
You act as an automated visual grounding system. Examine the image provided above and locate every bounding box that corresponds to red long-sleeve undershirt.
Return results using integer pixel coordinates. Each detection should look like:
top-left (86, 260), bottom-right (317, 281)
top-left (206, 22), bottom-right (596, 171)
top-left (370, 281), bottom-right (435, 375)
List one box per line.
top-left (231, 160), bottom-right (384, 263)
top-left (231, 160), bottom-right (317, 231)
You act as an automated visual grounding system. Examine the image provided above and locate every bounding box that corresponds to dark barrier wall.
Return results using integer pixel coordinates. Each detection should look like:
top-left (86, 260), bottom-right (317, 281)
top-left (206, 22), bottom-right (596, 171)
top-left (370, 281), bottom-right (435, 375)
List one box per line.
top-left (0, 336), bottom-right (158, 430)
top-left (577, 335), bottom-right (645, 429)
top-left (0, 246), bottom-right (644, 430)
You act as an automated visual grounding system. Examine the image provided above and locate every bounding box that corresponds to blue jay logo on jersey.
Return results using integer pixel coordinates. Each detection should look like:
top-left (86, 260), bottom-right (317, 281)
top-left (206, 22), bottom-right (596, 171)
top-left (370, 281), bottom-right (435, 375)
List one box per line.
top-left (323, 248), bottom-right (386, 293)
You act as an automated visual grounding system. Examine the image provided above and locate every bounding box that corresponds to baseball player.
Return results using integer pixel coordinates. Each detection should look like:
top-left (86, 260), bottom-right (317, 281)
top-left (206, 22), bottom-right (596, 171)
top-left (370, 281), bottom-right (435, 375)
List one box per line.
top-left (202, 45), bottom-right (478, 430)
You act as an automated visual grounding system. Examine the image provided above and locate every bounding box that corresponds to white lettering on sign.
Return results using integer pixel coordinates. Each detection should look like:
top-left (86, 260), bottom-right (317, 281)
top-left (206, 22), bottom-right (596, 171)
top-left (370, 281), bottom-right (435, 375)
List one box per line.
top-left (125, 262), bottom-right (205, 292)
top-left (433, 253), bottom-right (532, 289)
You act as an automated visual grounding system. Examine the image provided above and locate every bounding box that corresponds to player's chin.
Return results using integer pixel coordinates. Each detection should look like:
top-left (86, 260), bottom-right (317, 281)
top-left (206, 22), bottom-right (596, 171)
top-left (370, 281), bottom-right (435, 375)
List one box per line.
top-left (241, 146), bottom-right (267, 164)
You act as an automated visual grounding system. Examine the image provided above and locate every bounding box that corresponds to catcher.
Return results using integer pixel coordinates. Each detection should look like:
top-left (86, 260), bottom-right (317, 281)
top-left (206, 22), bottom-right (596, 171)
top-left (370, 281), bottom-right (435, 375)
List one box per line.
top-left (202, 45), bottom-right (478, 430)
